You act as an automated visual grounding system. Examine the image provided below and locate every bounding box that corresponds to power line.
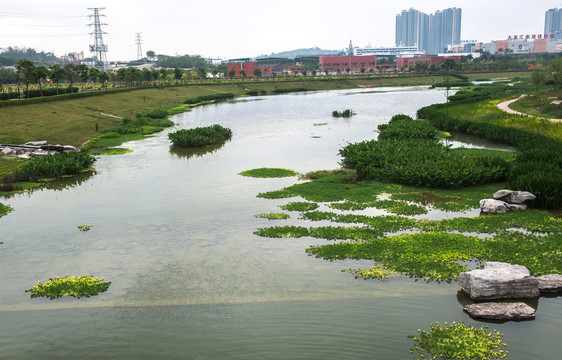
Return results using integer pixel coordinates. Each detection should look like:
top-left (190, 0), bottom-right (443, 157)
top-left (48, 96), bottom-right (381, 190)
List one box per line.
top-left (0, 34), bottom-right (88, 37)
top-left (0, 23), bottom-right (86, 27)
top-left (0, 12), bottom-right (86, 18)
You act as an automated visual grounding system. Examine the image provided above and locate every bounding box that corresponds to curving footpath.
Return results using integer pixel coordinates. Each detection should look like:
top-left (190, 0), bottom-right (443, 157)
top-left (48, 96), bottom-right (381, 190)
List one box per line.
top-left (497, 95), bottom-right (561, 122)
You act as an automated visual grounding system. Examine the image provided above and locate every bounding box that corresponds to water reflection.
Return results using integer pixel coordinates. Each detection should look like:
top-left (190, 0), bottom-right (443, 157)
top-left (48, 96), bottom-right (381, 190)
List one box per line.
top-left (169, 141), bottom-right (229, 159)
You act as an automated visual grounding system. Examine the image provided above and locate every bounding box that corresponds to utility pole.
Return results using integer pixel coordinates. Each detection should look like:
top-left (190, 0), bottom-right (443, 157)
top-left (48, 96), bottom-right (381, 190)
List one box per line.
top-left (135, 32), bottom-right (143, 60)
top-left (88, 7), bottom-right (108, 71)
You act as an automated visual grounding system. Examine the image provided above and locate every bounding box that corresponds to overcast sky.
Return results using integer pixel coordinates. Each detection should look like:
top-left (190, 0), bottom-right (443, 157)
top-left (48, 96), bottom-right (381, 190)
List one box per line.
top-left (0, 0), bottom-right (558, 61)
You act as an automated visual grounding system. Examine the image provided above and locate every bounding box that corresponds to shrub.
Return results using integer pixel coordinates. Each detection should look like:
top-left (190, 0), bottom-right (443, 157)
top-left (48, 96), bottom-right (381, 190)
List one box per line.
top-left (168, 124), bottom-right (232, 147)
top-left (377, 117), bottom-right (436, 140)
top-left (19, 152), bottom-right (96, 181)
top-left (339, 139), bottom-right (508, 188)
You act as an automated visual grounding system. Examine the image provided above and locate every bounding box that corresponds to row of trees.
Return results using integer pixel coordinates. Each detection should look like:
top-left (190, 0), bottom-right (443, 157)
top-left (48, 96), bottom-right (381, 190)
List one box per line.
top-left (12, 59), bottom-right (109, 98)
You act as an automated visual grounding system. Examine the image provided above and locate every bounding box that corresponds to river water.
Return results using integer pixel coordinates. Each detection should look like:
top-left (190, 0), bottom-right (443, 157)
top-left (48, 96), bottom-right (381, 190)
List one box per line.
top-left (0, 87), bottom-right (559, 359)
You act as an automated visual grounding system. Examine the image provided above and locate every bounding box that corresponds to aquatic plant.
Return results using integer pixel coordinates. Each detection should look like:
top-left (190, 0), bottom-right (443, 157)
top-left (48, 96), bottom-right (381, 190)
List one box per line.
top-left (409, 322), bottom-right (507, 360)
top-left (0, 202), bottom-right (13, 219)
top-left (279, 202), bottom-right (319, 212)
top-left (77, 224), bottom-right (93, 232)
top-left (332, 109), bottom-right (353, 118)
top-left (347, 265), bottom-right (396, 280)
top-left (19, 152), bottom-right (96, 181)
top-left (25, 274), bottom-right (111, 299)
top-left (168, 124), bottom-right (232, 148)
top-left (239, 168), bottom-right (298, 178)
top-left (255, 212), bottom-right (290, 220)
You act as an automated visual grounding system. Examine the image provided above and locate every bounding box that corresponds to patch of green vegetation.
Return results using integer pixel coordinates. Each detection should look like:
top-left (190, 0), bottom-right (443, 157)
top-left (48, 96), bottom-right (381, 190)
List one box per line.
top-left (279, 202), bottom-right (319, 212)
top-left (377, 115), bottom-right (436, 140)
top-left (332, 109), bottom-right (353, 118)
top-left (240, 168), bottom-right (298, 178)
top-left (314, 123), bottom-right (328, 126)
top-left (255, 212), bottom-right (290, 220)
top-left (306, 230), bottom-right (561, 282)
top-left (0, 202), bottom-right (13, 218)
top-left (254, 226), bottom-right (310, 238)
top-left (88, 148), bottom-right (132, 155)
top-left (25, 274), bottom-right (111, 299)
top-left (409, 322), bottom-right (507, 360)
top-left (168, 124), bottom-right (232, 148)
top-left (329, 199), bottom-right (427, 215)
top-left (258, 173), bottom-right (402, 201)
top-left (340, 138), bottom-right (509, 188)
top-left (346, 265), bottom-right (396, 280)
top-left (301, 212), bottom-right (416, 233)
top-left (311, 136), bottom-right (322, 138)
top-left (19, 152), bottom-right (96, 181)
top-left (77, 224), bottom-right (93, 232)
top-left (418, 209), bottom-right (561, 234)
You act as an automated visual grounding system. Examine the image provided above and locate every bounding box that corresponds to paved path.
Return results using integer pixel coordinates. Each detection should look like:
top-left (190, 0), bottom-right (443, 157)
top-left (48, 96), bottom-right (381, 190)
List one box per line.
top-left (497, 95), bottom-right (561, 122)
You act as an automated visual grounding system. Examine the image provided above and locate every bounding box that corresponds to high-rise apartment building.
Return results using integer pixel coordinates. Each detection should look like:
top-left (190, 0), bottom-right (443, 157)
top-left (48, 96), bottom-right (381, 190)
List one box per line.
top-left (396, 7), bottom-right (461, 54)
top-left (545, 8), bottom-right (562, 39)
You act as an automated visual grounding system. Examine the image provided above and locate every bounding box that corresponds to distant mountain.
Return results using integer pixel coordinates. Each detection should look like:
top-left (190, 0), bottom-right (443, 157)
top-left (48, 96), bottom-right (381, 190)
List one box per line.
top-left (256, 47), bottom-right (342, 59)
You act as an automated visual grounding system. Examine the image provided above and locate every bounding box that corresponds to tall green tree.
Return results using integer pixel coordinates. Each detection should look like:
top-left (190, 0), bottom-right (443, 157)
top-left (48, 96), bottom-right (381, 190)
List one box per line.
top-left (35, 65), bottom-right (49, 96)
top-left (531, 69), bottom-right (546, 92)
top-left (146, 50), bottom-right (156, 61)
top-left (228, 67), bottom-right (236, 79)
top-left (49, 64), bottom-right (65, 95)
top-left (76, 64), bottom-right (89, 90)
top-left (549, 58), bottom-right (562, 89)
top-left (64, 64), bottom-right (78, 92)
top-left (197, 67), bottom-right (207, 79)
top-left (15, 59), bottom-right (36, 98)
top-left (174, 68), bottom-right (183, 81)
top-left (253, 67), bottom-right (262, 79)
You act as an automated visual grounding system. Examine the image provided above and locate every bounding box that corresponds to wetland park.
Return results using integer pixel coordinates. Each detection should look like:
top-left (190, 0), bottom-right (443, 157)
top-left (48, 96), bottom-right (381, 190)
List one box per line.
top-left (0, 72), bottom-right (561, 359)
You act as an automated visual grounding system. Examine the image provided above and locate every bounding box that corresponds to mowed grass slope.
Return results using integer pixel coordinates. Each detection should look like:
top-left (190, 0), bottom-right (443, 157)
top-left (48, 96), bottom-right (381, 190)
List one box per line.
top-left (0, 85), bottom-right (246, 147)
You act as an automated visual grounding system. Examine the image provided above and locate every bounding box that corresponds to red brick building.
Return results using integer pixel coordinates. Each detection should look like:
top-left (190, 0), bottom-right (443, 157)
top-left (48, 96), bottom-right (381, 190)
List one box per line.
top-left (227, 61), bottom-right (302, 78)
top-left (319, 55), bottom-right (377, 73)
top-left (396, 56), bottom-right (461, 70)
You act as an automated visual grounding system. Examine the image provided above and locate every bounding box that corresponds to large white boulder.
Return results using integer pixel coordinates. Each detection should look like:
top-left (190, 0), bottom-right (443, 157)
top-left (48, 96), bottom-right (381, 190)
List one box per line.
top-left (493, 190), bottom-right (536, 204)
top-left (457, 262), bottom-right (540, 300)
top-left (479, 199), bottom-right (508, 214)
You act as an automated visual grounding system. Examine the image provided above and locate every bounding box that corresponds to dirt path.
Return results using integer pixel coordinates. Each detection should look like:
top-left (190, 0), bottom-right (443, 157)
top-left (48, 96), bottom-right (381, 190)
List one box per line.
top-left (497, 95), bottom-right (562, 122)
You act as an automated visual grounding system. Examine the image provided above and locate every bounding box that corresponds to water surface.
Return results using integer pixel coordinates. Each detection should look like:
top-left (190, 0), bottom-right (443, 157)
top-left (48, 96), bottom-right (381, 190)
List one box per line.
top-left (1, 87), bottom-right (559, 359)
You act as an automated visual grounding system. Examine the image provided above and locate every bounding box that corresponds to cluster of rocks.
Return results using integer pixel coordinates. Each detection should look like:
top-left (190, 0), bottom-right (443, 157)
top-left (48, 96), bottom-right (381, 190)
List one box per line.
top-left (1, 141), bottom-right (77, 158)
top-left (458, 262), bottom-right (562, 321)
top-left (479, 189), bottom-right (536, 215)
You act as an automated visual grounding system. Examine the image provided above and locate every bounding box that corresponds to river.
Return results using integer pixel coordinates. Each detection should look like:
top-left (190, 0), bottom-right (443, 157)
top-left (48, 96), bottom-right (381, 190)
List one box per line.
top-left (0, 86), bottom-right (559, 359)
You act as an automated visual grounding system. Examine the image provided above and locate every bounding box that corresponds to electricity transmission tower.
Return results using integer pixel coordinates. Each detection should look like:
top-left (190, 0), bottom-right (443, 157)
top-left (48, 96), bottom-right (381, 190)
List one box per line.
top-left (135, 32), bottom-right (143, 60)
top-left (88, 7), bottom-right (108, 71)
